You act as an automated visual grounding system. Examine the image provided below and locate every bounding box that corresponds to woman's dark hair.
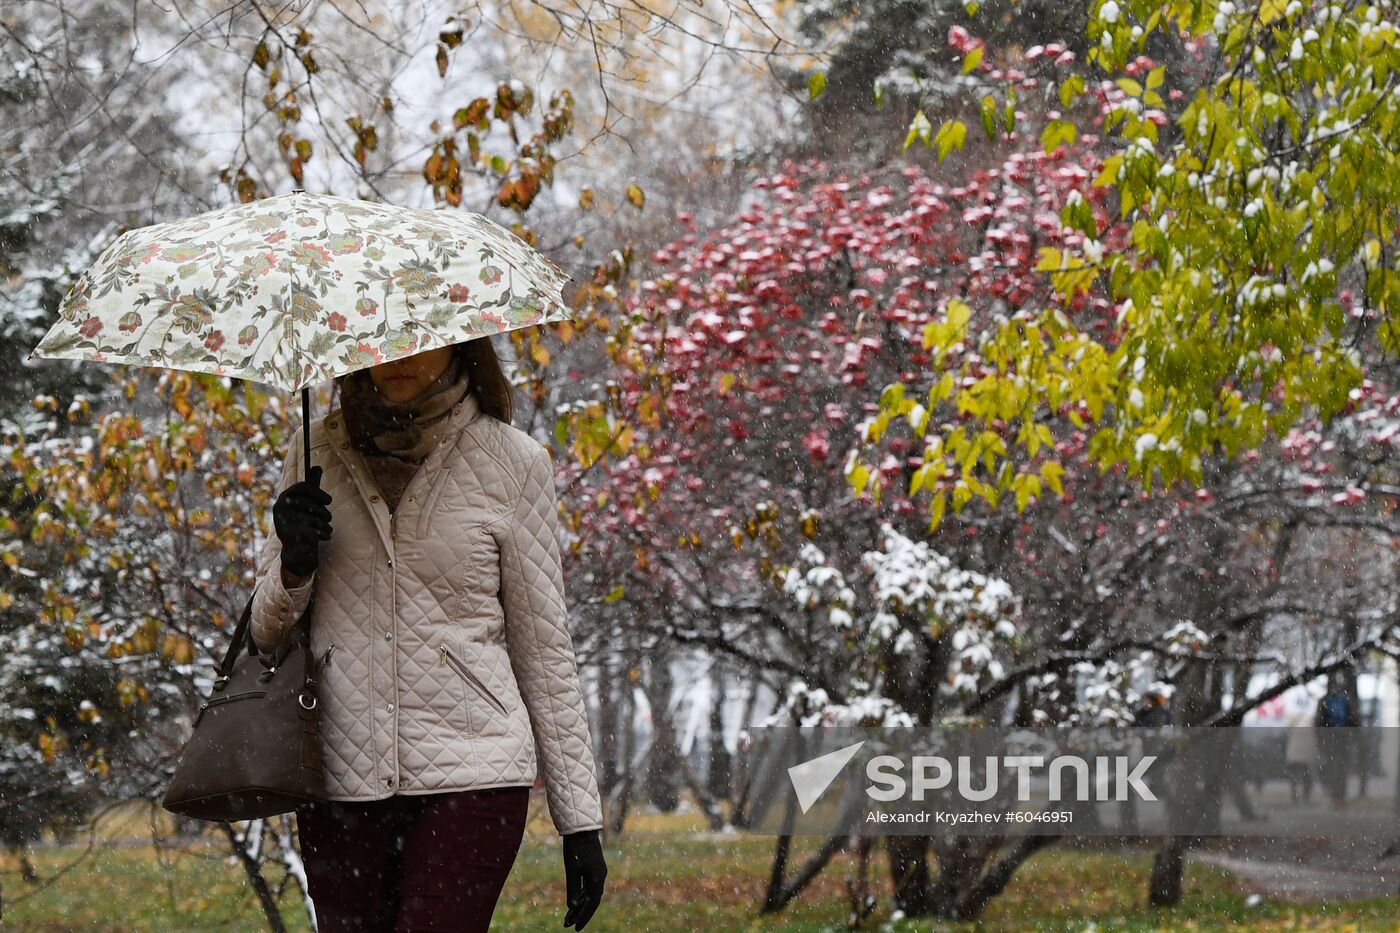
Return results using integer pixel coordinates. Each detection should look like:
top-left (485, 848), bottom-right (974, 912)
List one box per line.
top-left (333, 336), bottom-right (514, 424)
top-left (453, 337), bottom-right (513, 425)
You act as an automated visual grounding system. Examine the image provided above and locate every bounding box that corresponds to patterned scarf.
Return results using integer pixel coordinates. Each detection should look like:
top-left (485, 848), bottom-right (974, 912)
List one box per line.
top-left (338, 353), bottom-right (472, 462)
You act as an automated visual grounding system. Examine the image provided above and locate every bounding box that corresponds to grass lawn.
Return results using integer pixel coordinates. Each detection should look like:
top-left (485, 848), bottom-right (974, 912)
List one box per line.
top-left (3, 799), bottom-right (1400, 931)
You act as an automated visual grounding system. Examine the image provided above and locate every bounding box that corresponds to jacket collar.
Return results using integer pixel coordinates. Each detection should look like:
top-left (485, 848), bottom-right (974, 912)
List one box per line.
top-left (322, 389), bottom-right (483, 556)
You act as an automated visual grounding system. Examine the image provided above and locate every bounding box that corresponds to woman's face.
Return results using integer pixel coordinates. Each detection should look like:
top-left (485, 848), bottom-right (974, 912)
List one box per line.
top-left (369, 346), bottom-right (453, 403)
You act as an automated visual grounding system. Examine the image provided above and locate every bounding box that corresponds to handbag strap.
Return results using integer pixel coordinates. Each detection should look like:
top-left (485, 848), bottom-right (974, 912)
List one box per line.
top-left (216, 589), bottom-right (257, 677)
top-left (216, 581), bottom-right (316, 677)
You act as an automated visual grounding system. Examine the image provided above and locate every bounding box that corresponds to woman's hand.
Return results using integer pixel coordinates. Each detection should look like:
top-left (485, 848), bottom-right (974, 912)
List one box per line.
top-left (272, 464), bottom-right (333, 578)
top-left (561, 829), bottom-right (606, 929)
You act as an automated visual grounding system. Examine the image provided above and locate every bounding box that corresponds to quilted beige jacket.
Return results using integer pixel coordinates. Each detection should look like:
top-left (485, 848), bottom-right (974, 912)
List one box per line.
top-left (249, 390), bottom-right (605, 835)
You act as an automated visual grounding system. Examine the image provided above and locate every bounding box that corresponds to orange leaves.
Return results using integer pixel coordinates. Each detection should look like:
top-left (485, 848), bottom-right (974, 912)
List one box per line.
top-left (494, 80), bottom-right (534, 120)
top-left (115, 677), bottom-right (146, 708)
top-left (276, 132), bottom-right (313, 187)
top-left (243, 29), bottom-right (318, 194)
top-left (453, 99), bottom-right (491, 131)
top-left (346, 116), bottom-right (379, 169)
top-left (38, 731), bottom-right (64, 764)
top-left (423, 139), bottom-right (463, 207)
top-left (635, 392), bottom-right (662, 430)
top-left (63, 624), bottom-right (85, 651)
top-left (541, 100), bottom-right (573, 144)
top-left (428, 84), bottom-right (574, 214)
top-left (436, 15), bottom-right (467, 77)
top-left (529, 341), bottom-right (551, 367)
top-left (496, 172), bottom-right (541, 212)
top-left (160, 631), bottom-right (196, 665)
top-left (218, 164), bottom-right (261, 204)
top-left (134, 620), bottom-right (158, 654)
top-left (169, 372), bottom-right (195, 420)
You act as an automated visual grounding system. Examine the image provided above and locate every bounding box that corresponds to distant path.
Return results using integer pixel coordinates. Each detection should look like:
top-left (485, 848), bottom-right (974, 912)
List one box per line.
top-left (1192, 838), bottom-right (1400, 903)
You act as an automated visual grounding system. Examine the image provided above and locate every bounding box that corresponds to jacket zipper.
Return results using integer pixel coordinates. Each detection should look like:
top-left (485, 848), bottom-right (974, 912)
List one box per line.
top-left (439, 643), bottom-right (508, 716)
top-left (320, 643), bottom-right (336, 670)
top-left (388, 507), bottom-right (400, 789)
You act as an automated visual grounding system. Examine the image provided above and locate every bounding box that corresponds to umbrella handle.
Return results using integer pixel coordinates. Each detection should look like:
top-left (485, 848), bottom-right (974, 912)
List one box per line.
top-left (302, 386), bottom-right (312, 481)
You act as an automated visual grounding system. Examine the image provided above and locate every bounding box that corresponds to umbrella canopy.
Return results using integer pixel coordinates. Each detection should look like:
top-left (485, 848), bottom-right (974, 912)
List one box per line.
top-left (29, 190), bottom-right (575, 471)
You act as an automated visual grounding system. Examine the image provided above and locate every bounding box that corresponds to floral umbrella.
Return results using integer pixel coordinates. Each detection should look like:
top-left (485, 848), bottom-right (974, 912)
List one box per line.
top-left (28, 190), bottom-right (574, 470)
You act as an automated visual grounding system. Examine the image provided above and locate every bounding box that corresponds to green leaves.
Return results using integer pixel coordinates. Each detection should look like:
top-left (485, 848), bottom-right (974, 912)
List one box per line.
top-left (904, 113), bottom-right (969, 160)
top-left (904, 109), bottom-right (933, 152)
top-left (934, 119), bottom-right (968, 160)
top-left (1041, 119), bottom-right (1078, 154)
top-left (1060, 191), bottom-right (1098, 239)
top-left (1058, 73), bottom-right (1086, 108)
top-left (980, 95), bottom-right (999, 140)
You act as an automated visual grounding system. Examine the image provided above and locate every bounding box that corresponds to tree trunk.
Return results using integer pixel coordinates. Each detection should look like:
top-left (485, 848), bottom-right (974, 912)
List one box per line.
top-left (642, 655), bottom-right (681, 812)
top-left (1149, 836), bottom-right (1188, 906)
top-left (675, 750), bottom-right (726, 830)
top-left (844, 835), bottom-right (878, 926)
top-left (706, 666), bottom-right (732, 801)
top-left (886, 835), bottom-right (934, 915)
top-left (760, 792), bottom-right (863, 913)
top-left (219, 820), bottom-right (287, 933)
top-left (953, 835), bottom-right (1057, 918)
top-left (606, 678), bottom-right (639, 834)
top-left (597, 653), bottom-right (623, 803)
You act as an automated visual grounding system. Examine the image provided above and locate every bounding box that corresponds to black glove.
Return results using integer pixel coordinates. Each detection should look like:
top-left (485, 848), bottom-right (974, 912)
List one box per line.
top-left (272, 464), bottom-right (333, 578)
top-left (561, 829), bottom-right (606, 929)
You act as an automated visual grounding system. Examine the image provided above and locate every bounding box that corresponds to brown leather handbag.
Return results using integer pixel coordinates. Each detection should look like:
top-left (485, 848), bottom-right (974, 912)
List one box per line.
top-left (162, 585), bottom-right (327, 821)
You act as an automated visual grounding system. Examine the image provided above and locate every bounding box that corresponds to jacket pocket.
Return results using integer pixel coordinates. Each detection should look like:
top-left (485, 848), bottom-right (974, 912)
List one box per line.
top-left (416, 463), bottom-right (459, 541)
top-left (440, 642), bottom-right (509, 717)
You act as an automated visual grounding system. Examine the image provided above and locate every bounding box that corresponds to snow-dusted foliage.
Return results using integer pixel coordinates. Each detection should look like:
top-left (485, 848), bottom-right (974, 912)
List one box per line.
top-left (769, 522), bottom-right (1022, 724)
top-left (759, 679), bottom-right (918, 728)
top-left (863, 523), bottom-right (1020, 695)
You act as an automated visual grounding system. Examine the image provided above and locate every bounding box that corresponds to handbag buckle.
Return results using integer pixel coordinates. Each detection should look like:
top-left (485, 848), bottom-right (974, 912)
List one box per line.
top-left (298, 693), bottom-right (317, 710)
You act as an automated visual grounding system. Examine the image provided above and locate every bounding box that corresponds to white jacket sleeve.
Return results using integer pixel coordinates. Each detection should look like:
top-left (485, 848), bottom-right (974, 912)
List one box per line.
top-left (498, 443), bottom-right (605, 835)
top-left (250, 436), bottom-right (317, 655)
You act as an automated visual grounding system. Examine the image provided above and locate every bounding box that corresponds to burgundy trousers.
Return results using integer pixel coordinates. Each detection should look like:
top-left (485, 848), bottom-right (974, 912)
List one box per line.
top-left (295, 785), bottom-right (531, 932)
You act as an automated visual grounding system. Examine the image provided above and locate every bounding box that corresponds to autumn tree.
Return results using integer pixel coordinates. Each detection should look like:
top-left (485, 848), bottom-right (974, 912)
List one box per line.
top-left (855, 0), bottom-right (1399, 516)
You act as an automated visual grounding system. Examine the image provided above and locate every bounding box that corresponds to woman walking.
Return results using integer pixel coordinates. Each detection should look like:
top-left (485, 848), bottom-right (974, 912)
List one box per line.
top-left (249, 338), bottom-right (606, 932)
